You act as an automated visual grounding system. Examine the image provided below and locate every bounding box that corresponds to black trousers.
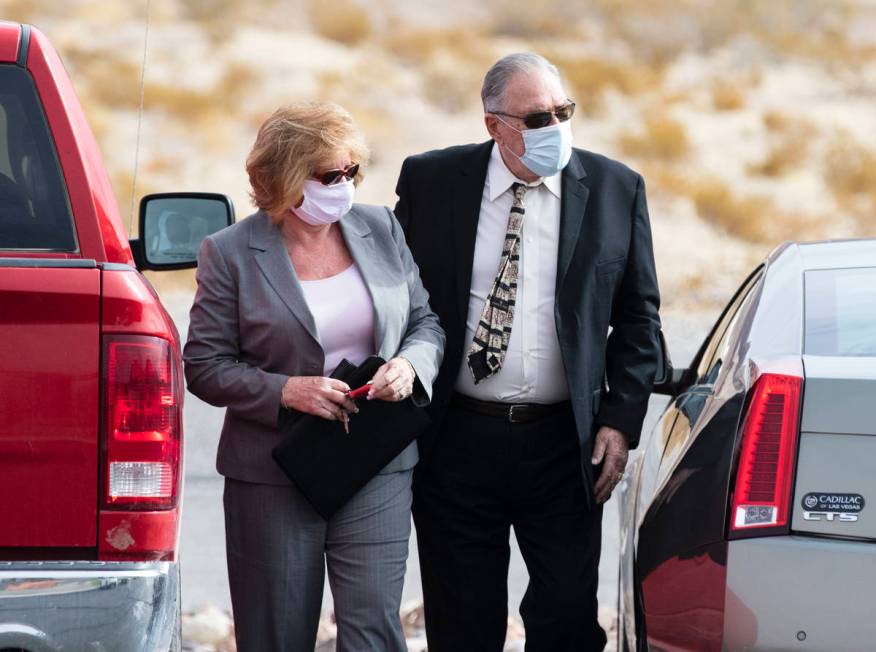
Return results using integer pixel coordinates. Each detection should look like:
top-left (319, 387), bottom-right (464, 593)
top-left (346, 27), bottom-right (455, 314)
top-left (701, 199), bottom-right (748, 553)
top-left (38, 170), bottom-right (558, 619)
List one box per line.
top-left (413, 402), bottom-right (607, 652)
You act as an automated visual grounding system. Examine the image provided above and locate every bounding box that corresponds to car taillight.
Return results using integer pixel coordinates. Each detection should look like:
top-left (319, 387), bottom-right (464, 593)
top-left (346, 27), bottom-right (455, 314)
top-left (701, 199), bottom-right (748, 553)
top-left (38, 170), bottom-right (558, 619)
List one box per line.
top-left (102, 335), bottom-right (180, 510)
top-left (729, 372), bottom-right (802, 537)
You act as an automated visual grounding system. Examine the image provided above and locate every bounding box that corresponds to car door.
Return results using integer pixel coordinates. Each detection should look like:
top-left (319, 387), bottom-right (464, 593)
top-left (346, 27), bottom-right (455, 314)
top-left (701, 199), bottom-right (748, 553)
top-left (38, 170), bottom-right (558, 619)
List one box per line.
top-left (634, 267), bottom-right (764, 543)
top-left (632, 268), bottom-right (764, 652)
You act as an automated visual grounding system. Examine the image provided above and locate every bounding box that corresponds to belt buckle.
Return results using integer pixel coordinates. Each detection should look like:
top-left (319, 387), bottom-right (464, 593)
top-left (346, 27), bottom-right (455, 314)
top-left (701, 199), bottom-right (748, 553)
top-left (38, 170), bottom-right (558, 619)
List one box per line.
top-left (508, 404), bottom-right (525, 423)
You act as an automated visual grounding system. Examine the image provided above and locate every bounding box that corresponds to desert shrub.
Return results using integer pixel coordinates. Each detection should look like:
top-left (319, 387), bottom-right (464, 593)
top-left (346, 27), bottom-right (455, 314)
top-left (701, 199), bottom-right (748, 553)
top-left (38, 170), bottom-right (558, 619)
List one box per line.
top-left (762, 110), bottom-right (791, 132)
top-left (647, 167), bottom-right (825, 243)
top-left (749, 112), bottom-right (813, 177)
top-left (382, 26), bottom-right (490, 66)
top-left (824, 133), bottom-right (876, 200)
top-left (685, 176), bottom-right (826, 243)
top-left (145, 63), bottom-right (258, 120)
top-left (688, 177), bottom-right (771, 242)
top-left (308, 0), bottom-right (373, 46)
top-left (711, 79), bottom-right (746, 111)
top-left (823, 133), bottom-right (876, 232)
top-left (77, 58), bottom-right (144, 110)
top-left (179, 0), bottom-right (272, 43)
top-left (381, 27), bottom-right (494, 113)
top-left (548, 53), bottom-right (664, 115)
top-left (618, 114), bottom-right (689, 161)
top-left (486, 0), bottom-right (585, 38)
top-left (422, 60), bottom-right (483, 113)
top-left (748, 139), bottom-right (809, 178)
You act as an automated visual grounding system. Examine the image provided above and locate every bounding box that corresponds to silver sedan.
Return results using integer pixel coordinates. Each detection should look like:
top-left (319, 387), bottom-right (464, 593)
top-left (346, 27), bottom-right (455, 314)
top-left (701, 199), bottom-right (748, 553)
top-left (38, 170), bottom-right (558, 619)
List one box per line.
top-left (617, 238), bottom-right (876, 651)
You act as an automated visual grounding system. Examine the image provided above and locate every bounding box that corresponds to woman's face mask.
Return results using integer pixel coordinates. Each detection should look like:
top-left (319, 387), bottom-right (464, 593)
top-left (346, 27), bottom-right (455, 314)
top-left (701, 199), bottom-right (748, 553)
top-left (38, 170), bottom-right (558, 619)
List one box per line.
top-left (293, 177), bottom-right (355, 226)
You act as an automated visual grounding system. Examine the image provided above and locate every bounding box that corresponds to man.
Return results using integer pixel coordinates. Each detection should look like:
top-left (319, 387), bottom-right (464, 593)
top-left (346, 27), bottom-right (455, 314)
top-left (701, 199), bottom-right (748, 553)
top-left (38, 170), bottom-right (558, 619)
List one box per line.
top-left (394, 52), bottom-right (661, 651)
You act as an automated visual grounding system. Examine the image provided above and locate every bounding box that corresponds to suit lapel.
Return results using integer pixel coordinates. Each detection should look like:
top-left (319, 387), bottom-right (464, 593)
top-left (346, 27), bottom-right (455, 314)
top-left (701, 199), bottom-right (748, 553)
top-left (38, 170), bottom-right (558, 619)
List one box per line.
top-left (556, 151), bottom-right (590, 295)
top-left (339, 208), bottom-right (387, 356)
top-left (452, 141), bottom-right (494, 323)
top-left (250, 212), bottom-right (321, 345)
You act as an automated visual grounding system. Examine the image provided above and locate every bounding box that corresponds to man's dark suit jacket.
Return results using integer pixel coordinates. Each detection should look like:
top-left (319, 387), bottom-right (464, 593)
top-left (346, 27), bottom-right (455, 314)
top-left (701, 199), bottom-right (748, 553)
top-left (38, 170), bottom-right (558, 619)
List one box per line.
top-left (394, 140), bottom-right (661, 498)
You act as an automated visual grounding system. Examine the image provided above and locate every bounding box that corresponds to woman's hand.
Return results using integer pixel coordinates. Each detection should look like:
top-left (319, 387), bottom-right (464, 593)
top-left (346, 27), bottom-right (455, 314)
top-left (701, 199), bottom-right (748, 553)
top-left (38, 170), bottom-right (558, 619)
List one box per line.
top-left (281, 376), bottom-right (359, 421)
top-left (368, 357), bottom-right (416, 402)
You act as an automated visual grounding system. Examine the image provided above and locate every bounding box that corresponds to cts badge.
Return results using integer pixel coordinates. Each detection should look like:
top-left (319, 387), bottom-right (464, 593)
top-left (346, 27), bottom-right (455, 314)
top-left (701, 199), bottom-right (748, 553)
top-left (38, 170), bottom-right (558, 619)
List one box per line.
top-left (802, 511), bottom-right (859, 522)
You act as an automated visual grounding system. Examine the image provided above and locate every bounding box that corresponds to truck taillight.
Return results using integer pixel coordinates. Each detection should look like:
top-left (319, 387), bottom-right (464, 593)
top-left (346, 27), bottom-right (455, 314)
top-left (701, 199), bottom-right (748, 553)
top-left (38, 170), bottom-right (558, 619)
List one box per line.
top-left (103, 335), bottom-right (180, 509)
top-left (729, 373), bottom-right (802, 537)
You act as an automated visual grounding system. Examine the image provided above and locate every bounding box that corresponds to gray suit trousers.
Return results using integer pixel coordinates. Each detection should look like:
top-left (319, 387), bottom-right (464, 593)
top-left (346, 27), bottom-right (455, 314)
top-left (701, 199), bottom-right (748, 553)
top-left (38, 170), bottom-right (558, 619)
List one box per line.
top-left (223, 470), bottom-right (412, 652)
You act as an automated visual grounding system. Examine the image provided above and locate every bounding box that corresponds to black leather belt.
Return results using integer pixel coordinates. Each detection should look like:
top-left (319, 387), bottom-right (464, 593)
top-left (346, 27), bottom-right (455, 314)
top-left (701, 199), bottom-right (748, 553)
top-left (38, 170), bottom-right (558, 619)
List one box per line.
top-left (451, 393), bottom-right (571, 423)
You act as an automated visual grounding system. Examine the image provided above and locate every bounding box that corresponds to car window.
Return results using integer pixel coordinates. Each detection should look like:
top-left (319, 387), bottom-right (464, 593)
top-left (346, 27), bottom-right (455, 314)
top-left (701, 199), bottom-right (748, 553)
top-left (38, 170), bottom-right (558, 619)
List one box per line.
top-left (0, 65), bottom-right (76, 251)
top-left (695, 268), bottom-right (764, 384)
top-left (805, 267), bottom-right (876, 356)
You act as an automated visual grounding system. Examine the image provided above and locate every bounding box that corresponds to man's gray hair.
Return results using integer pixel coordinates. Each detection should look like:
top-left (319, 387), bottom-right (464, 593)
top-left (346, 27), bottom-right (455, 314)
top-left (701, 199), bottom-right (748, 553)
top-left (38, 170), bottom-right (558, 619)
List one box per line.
top-left (481, 52), bottom-right (561, 113)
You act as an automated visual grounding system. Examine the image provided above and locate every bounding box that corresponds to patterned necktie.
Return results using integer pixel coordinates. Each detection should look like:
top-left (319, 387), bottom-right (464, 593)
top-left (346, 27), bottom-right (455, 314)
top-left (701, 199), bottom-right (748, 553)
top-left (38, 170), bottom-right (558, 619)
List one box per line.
top-left (467, 182), bottom-right (528, 384)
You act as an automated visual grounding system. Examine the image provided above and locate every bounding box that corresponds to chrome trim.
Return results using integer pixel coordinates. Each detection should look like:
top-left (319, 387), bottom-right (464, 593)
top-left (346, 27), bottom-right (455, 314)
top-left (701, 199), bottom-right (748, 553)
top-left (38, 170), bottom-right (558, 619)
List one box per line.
top-left (0, 561), bottom-right (179, 651)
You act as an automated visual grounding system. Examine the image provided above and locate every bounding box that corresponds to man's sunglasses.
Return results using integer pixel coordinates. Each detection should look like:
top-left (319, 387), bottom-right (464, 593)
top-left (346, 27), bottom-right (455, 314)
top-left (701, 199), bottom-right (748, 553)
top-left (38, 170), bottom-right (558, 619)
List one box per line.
top-left (314, 162), bottom-right (359, 186)
top-left (492, 101), bottom-right (576, 130)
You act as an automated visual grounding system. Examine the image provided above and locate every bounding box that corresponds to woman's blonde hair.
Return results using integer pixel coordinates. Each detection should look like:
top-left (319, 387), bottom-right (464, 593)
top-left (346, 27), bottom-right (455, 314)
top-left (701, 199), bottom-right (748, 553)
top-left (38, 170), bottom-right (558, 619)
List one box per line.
top-left (246, 102), bottom-right (369, 222)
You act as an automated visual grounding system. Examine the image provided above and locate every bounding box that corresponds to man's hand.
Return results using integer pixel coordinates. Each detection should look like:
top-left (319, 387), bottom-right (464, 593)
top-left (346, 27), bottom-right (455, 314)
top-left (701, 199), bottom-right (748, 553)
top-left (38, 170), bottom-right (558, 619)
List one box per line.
top-left (591, 426), bottom-right (629, 504)
top-left (368, 357), bottom-right (416, 402)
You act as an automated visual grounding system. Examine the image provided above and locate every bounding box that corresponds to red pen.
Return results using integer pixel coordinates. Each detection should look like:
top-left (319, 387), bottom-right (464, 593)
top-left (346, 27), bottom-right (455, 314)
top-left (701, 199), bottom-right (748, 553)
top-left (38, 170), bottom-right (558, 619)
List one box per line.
top-left (346, 381), bottom-right (372, 400)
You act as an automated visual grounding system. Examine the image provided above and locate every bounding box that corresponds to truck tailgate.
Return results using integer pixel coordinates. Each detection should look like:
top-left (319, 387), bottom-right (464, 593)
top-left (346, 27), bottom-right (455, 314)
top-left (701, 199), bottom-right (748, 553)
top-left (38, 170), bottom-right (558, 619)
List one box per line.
top-left (0, 263), bottom-right (100, 548)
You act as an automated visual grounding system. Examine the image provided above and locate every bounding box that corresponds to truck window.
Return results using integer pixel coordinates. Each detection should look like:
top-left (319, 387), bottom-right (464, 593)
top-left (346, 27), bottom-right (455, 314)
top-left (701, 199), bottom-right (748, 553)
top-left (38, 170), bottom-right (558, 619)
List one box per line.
top-left (0, 65), bottom-right (76, 251)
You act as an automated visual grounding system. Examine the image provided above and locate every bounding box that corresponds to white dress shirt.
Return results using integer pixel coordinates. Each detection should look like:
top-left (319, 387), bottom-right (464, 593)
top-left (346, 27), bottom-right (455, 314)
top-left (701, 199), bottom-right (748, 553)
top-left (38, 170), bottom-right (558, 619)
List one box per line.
top-left (454, 143), bottom-right (570, 403)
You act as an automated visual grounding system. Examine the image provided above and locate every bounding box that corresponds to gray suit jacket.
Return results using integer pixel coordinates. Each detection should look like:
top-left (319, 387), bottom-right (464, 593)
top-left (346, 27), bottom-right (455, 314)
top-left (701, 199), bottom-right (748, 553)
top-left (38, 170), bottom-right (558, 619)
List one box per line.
top-left (184, 205), bottom-right (445, 485)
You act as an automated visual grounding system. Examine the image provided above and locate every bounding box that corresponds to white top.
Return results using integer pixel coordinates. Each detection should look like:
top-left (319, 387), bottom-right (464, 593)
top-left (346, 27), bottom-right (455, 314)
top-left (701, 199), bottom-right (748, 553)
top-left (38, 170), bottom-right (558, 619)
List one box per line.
top-left (299, 264), bottom-right (376, 376)
top-left (454, 143), bottom-right (570, 403)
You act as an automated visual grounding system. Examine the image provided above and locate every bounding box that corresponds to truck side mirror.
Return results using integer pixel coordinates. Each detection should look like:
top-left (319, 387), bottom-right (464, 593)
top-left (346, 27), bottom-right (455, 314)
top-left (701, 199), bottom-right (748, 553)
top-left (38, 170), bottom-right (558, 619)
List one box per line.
top-left (130, 192), bottom-right (235, 271)
top-left (653, 329), bottom-right (690, 396)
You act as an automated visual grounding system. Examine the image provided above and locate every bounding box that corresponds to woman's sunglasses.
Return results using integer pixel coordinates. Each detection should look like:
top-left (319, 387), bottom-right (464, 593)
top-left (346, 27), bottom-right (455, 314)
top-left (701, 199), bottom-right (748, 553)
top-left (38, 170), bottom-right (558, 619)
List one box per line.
top-left (492, 100), bottom-right (576, 130)
top-left (314, 163), bottom-right (359, 186)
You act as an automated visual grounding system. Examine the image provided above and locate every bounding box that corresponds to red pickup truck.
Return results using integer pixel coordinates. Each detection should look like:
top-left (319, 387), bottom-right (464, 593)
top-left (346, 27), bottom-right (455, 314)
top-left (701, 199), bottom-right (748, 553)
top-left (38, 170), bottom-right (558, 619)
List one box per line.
top-left (0, 22), bottom-right (231, 651)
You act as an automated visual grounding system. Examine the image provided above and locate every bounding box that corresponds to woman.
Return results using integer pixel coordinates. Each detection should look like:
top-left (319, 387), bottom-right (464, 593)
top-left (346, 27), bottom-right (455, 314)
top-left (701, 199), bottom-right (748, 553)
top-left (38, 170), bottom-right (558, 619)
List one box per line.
top-left (183, 102), bottom-right (444, 651)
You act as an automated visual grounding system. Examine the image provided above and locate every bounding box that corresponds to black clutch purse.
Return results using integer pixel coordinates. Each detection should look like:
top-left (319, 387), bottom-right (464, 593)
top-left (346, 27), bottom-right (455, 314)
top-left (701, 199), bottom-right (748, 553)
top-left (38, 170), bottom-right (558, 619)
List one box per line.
top-left (272, 356), bottom-right (431, 519)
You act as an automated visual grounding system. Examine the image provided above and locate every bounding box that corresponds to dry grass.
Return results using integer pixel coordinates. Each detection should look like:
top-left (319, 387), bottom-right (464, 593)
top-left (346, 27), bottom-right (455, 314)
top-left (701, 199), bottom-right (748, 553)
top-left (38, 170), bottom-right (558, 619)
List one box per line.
top-left (1, 0), bottom-right (39, 24)
top-left (824, 134), bottom-right (876, 199)
top-left (711, 80), bottom-right (746, 111)
top-left (307, 0), bottom-right (373, 46)
top-left (688, 176), bottom-right (828, 243)
top-left (584, 0), bottom-right (874, 74)
top-left (748, 140), bottom-right (808, 178)
top-left (618, 114), bottom-right (689, 162)
top-left (687, 177), bottom-right (772, 242)
top-left (648, 166), bottom-right (826, 243)
top-left (382, 26), bottom-right (490, 66)
top-left (547, 53), bottom-right (664, 115)
top-left (486, 0), bottom-right (584, 38)
top-left (381, 27), bottom-right (494, 113)
top-left (763, 110), bottom-right (792, 132)
top-left (747, 111), bottom-right (814, 178)
top-left (422, 62), bottom-right (483, 113)
top-left (145, 63), bottom-right (258, 122)
top-left (823, 132), bottom-right (876, 233)
top-left (75, 58), bottom-right (144, 110)
top-left (177, 0), bottom-right (276, 44)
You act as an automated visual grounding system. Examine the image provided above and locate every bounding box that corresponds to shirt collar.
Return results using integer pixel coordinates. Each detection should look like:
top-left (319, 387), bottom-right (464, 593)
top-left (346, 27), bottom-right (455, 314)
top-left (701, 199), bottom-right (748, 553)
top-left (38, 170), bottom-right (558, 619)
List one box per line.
top-left (487, 142), bottom-right (562, 202)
